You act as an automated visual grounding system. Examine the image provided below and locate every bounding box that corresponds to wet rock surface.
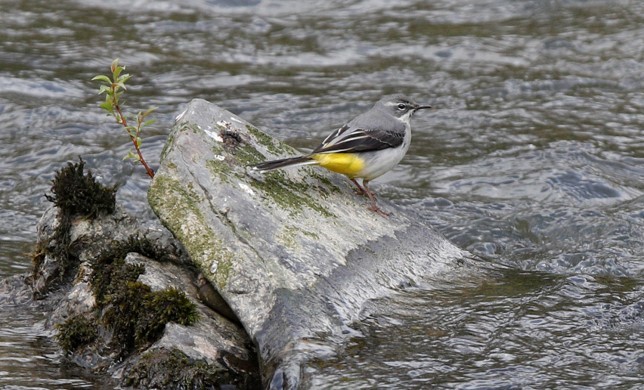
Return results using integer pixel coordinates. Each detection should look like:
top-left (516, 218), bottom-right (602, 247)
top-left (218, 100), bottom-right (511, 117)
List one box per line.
top-left (150, 99), bottom-right (480, 388)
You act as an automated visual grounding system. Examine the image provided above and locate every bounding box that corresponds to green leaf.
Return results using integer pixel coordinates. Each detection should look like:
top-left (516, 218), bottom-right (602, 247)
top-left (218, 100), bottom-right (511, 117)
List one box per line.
top-left (117, 74), bottom-right (131, 84)
top-left (142, 119), bottom-right (156, 127)
top-left (98, 84), bottom-right (111, 95)
top-left (99, 100), bottom-right (113, 112)
top-left (92, 75), bottom-right (112, 84)
top-left (111, 58), bottom-right (121, 76)
top-left (141, 107), bottom-right (157, 117)
top-left (124, 150), bottom-right (140, 162)
top-left (135, 136), bottom-right (142, 148)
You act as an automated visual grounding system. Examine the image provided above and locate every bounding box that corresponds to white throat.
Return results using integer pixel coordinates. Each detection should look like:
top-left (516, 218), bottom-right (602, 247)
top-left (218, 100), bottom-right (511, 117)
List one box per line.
top-left (396, 111), bottom-right (414, 126)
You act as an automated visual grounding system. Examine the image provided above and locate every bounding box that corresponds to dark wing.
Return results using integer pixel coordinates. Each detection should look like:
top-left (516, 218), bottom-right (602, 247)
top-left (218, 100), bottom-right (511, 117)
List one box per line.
top-left (312, 127), bottom-right (404, 154)
top-left (320, 124), bottom-right (352, 146)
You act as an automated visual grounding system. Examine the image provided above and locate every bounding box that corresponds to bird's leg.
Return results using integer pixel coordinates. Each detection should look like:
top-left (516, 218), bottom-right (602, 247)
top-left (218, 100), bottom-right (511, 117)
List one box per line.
top-left (350, 178), bottom-right (367, 196)
top-left (362, 180), bottom-right (390, 217)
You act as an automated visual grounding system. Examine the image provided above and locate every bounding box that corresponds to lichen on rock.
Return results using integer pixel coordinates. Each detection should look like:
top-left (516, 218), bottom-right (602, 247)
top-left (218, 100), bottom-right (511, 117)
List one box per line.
top-left (149, 99), bottom-right (476, 388)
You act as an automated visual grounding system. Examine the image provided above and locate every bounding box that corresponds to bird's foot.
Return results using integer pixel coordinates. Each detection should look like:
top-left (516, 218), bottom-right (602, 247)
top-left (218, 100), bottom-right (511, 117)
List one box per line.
top-left (350, 178), bottom-right (369, 197)
top-left (368, 203), bottom-right (390, 217)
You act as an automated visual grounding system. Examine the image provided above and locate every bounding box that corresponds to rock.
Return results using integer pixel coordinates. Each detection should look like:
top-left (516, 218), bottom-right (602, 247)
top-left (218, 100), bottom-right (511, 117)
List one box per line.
top-left (118, 253), bottom-right (260, 388)
top-left (12, 197), bottom-right (259, 388)
top-left (149, 99), bottom-right (479, 388)
top-left (196, 272), bottom-right (241, 326)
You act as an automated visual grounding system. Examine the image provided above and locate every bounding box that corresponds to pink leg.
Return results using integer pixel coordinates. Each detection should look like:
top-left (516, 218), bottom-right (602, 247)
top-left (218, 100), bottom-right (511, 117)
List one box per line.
top-left (350, 178), bottom-right (367, 196)
top-left (362, 180), bottom-right (390, 217)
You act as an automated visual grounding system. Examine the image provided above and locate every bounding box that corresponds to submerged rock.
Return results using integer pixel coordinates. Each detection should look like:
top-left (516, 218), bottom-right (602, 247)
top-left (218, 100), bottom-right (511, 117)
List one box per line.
top-left (149, 99), bottom-right (479, 388)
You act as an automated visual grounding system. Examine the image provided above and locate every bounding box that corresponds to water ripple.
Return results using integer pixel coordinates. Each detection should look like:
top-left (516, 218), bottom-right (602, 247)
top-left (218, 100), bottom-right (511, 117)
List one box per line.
top-left (1, 0), bottom-right (643, 387)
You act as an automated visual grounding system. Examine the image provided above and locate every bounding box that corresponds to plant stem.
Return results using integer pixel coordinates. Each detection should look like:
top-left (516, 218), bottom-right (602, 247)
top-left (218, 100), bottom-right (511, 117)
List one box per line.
top-left (113, 101), bottom-right (155, 178)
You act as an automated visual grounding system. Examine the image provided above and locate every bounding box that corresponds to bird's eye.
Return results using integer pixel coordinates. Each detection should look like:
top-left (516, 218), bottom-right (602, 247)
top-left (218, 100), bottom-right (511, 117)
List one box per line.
top-left (397, 103), bottom-right (407, 110)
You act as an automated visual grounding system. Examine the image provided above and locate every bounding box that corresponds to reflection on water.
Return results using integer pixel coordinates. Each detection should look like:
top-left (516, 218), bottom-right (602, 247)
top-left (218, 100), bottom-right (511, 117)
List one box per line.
top-left (1, 0), bottom-right (642, 388)
top-left (0, 302), bottom-right (105, 389)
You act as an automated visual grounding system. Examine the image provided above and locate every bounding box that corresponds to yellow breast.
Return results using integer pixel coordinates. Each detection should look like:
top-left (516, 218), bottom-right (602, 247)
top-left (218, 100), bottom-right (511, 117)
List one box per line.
top-left (311, 153), bottom-right (365, 177)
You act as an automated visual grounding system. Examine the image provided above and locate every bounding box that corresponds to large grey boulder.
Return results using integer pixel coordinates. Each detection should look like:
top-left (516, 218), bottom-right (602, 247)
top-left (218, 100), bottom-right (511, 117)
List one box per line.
top-left (149, 99), bottom-right (477, 388)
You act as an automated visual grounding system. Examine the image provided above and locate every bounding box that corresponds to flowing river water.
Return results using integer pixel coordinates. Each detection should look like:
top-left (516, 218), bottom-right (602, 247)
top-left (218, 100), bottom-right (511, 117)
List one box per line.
top-left (1, 0), bottom-right (642, 388)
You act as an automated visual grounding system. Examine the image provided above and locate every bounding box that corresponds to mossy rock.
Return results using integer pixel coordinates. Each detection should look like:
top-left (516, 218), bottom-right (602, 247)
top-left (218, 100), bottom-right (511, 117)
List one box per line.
top-left (55, 314), bottom-right (98, 352)
top-left (31, 157), bottom-right (118, 297)
top-left (90, 243), bottom-right (198, 357)
top-left (123, 347), bottom-right (250, 389)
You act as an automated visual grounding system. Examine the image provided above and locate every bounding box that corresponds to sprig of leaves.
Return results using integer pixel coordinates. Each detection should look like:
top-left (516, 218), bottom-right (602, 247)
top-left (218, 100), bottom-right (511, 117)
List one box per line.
top-left (92, 59), bottom-right (155, 178)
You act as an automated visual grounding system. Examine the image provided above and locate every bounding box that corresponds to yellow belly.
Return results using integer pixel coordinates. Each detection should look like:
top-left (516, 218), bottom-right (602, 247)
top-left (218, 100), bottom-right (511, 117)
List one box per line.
top-left (311, 153), bottom-right (365, 178)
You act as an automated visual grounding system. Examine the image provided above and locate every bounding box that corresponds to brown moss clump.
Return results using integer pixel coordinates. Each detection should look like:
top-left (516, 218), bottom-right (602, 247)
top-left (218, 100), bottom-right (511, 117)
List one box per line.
top-left (44, 157), bottom-right (116, 218)
top-left (55, 314), bottom-right (98, 352)
top-left (31, 157), bottom-right (117, 294)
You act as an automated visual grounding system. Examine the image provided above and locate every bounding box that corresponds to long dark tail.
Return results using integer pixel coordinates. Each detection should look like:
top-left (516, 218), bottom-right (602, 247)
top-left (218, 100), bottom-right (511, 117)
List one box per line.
top-left (253, 155), bottom-right (316, 171)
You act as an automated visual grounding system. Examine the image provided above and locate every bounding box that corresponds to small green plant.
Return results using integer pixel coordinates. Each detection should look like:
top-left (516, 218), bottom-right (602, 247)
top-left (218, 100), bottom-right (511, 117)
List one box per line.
top-left (93, 58), bottom-right (156, 178)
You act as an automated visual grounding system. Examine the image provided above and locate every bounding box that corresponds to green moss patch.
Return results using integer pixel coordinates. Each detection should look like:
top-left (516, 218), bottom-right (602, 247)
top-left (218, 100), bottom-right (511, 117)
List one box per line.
top-left (249, 170), bottom-right (334, 217)
top-left (206, 158), bottom-right (232, 184)
top-left (245, 124), bottom-right (288, 156)
top-left (309, 171), bottom-right (342, 194)
top-left (89, 243), bottom-right (198, 357)
top-left (148, 175), bottom-right (235, 289)
top-left (55, 314), bottom-right (98, 352)
top-left (123, 347), bottom-right (250, 389)
top-left (236, 142), bottom-right (267, 166)
top-left (54, 238), bottom-right (197, 360)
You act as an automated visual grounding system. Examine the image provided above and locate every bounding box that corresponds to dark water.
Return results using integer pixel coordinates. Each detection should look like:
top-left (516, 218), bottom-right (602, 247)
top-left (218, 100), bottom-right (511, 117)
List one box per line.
top-left (1, 0), bottom-right (642, 388)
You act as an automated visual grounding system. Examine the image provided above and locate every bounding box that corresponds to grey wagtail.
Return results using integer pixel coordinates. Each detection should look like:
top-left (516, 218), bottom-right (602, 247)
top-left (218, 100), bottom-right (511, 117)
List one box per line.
top-left (253, 94), bottom-right (431, 215)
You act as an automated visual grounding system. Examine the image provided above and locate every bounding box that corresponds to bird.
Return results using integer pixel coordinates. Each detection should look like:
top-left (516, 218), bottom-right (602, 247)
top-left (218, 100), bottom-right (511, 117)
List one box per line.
top-left (252, 94), bottom-right (432, 215)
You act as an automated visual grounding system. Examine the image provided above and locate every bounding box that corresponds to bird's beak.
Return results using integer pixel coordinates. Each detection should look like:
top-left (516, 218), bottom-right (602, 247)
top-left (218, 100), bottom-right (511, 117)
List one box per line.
top-left (413, 104), bottom-right (432, 113)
